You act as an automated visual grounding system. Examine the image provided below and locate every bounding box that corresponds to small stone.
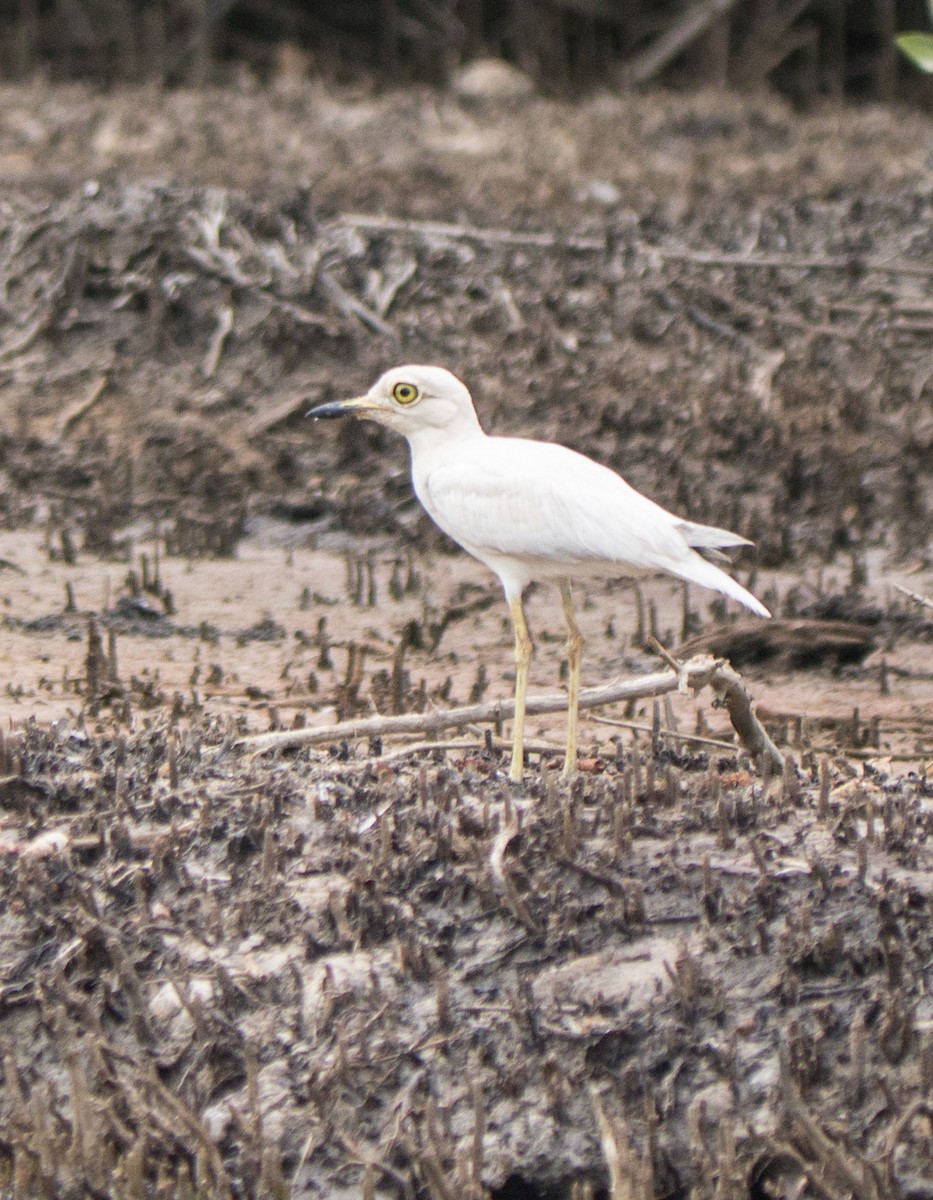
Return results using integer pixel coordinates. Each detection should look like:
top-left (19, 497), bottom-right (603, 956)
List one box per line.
top-left (452, 59), bottom-right (535, 102)
top-left (579, 179), bottom-right (622, 206)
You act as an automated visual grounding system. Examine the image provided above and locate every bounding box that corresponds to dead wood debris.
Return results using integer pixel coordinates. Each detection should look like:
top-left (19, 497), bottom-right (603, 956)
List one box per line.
top-left (237, 653), bottom-right (784, 773)
top-left (620, 0), bottom-right (743, 86)
top-left (895, 584), bottom-right (933, 613)
top-left (680, 617), bottom-right (876, 670)
top-left (1, 708), bottom-right (932, 1198)
top-left (0, 178), bottom-right (930, 577)
top-left (53, 373), bottom-right (108, 438)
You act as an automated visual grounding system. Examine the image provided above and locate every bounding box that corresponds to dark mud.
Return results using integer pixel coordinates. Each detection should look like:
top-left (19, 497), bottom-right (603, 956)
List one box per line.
top-left (2, 712), bottom-right (933, 1198)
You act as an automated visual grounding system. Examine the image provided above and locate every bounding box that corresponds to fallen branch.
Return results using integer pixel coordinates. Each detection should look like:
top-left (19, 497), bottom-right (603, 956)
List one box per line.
top-left (55, 374), bottom-right (108, 439)
top-left (316, 268), bottom-right (396, 338)
top-left (894, 583), bottom-right (933, 611)
top-left (0, 244), bottom-right (81, 360)
top-left (336, 214), bottom-right (931, 281)
top-left (779, 1047), bottom-right (882, 1200)
top-left (370, 255), bottom-right (417, 319)
top-left (183, 245), bottom-right (331, 330)
top-left (589, 713), bottom-right (738, 753)
top-left (336, 213), bottom-right (605, 253)
top-left (711, 662), bottom-right (784, 773)
top-left (814, 748), bottom-right (924, 763)
top-left (655, 246), bottom-right (933, 279)
top-left (884, 1100), bottom-right (933, 1188)
top-left (338, 735), bottom-right (563, 768)
top-left (202, 304), bottom-right (234, 378)
top-left (237, 655), bottom-right (784, 771)
top-left (620, 0), bottom-right (742, 85)
top-left (489, 815), bottom-right (541, 934)
top-left (244, 388), bottom-right (322, 438)
top-left (591, 1090), bottom-right (650, 1200)
top-left (238, 658), bottom-right (718, 753)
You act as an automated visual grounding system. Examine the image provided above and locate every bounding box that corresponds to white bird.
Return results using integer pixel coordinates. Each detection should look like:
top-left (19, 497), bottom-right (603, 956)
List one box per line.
top-left (309, 365), bottom-right (770, 782)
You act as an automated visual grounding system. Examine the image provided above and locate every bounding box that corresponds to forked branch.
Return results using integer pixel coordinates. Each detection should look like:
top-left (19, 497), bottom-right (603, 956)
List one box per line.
top-left (237, 654), bottom-right (784, 773)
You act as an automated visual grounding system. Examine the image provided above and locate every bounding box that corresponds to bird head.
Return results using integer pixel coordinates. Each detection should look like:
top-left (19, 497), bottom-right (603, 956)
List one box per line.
top-left (307, 365), bottom-right (482, 438)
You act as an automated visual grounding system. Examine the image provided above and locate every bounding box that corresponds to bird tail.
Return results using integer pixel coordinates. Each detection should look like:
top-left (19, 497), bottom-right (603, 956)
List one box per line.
top-left (678, 519), bottom-right (753, 550)
top-left (676, 550), bottom-right (771, 618)
top-left (671, 520), bottom-right (770, 617)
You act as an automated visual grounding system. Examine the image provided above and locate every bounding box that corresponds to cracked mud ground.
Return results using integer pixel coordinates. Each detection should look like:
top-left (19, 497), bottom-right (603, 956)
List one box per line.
top-left (0, 77), bottom-right (931, 1198)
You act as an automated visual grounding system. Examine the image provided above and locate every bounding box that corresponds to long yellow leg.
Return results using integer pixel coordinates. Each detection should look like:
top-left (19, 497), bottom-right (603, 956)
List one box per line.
top-left (559, 580), bottom-right (584, 779)
top-left (509, 595), bottom-right (533, 782)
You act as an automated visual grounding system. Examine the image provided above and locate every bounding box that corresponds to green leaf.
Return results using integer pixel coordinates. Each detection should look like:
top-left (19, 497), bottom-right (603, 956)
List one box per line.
top-left (896, 32), bottom-right (933, 72)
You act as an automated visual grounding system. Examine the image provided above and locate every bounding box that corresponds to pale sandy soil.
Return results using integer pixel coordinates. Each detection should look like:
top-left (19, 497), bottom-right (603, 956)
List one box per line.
top-left (1, 529), bottom-right (930, 772)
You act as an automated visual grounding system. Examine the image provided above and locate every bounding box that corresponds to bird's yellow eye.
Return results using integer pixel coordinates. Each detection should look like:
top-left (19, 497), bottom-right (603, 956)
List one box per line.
top-left (391, 382), bottom-right (419, 405)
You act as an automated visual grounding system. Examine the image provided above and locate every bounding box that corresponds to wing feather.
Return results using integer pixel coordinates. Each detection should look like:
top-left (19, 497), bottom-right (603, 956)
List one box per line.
top-left (421, 438), bottom-right (690, 569)
top-left (418, 437), bottom-right (769, 616)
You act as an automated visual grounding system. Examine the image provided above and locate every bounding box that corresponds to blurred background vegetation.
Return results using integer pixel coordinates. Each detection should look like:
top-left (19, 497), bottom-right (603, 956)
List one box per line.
top-left (0, 0), bottom-right (931, 103)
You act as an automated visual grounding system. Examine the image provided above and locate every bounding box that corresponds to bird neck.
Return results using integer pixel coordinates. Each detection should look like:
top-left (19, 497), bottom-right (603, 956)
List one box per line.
top-left (403, 414), bottom-right (486, 463)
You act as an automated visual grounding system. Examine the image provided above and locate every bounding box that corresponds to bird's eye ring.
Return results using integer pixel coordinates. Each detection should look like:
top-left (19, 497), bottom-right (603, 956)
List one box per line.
top-left (391, 382), bottom-right (419, 405)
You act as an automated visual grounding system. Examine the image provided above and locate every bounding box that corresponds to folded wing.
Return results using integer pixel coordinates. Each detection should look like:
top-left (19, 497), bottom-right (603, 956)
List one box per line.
top-left (420, 438), bottom-right (769, 617)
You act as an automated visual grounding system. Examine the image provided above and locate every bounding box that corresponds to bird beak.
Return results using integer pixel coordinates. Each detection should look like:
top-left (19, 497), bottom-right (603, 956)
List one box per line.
top-left (306, 395), bottom-right (380, 420)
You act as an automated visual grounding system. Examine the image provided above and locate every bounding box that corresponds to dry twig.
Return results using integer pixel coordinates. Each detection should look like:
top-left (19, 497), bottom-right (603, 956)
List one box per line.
top-left (316, 267), bottom-right (396, 338)
top-left (237, 655), bottom-right (783, 772)
top-left (621, 0), bottom-right (742, 86)
top-left (202, 305), bottom-right (234, 378)
top-left (589, 713), bottom-right (738, 752)
top-left (337, 213), bottom-right (605, 253)
top-left (488, 815), bottom-right (540, 934)
top-left (779, 1049), bottom-right (883, 1200)
top-left (656, 246), bottom-right (933, 279)
top-left (54, 375), bottom-right (108, 439)
top-left (894, 583), bottom-right (933, 611)
top-left (0, 244), bottom-right (82, 361)
top-left (710, 661), bottom-right (784, 773)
